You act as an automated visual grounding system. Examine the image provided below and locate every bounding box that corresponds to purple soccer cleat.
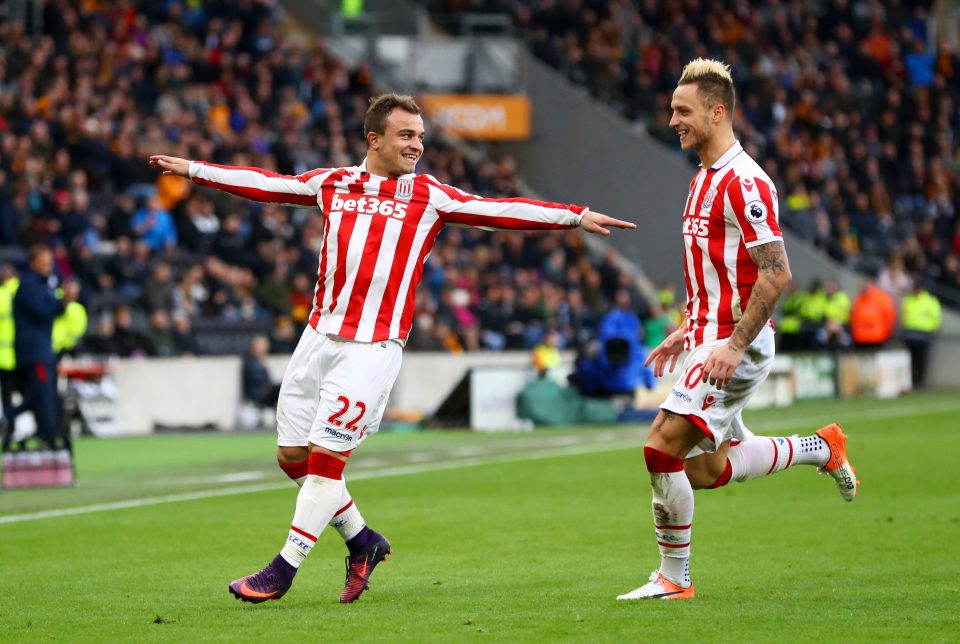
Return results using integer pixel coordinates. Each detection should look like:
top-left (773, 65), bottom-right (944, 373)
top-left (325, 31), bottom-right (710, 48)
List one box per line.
top-left (340, 533), bottom-right (391, 603)
top-left (228, 555), bottom-right (296, 604)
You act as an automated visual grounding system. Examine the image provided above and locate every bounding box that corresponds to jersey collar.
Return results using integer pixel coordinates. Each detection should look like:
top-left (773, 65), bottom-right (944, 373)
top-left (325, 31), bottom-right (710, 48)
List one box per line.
top-left (358, 157), bottom-right (417, 180)
top-left (704, 141), bottom-right (744, 172)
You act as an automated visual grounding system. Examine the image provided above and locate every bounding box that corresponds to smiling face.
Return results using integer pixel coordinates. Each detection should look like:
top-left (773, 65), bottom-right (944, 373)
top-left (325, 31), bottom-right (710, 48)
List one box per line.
top-left (367, 108), bottom-right (424, 178)
top-left (669, 83), bottom-right (717, 153)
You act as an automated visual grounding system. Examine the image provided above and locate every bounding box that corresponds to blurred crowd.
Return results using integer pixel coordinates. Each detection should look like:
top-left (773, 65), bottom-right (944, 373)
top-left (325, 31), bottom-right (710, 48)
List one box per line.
top-left (776, 257), bottom-right (942, 386)
top-left (438, 0), bottom-right (960, 305)
top-left (0, 0), bottom-right (665, 358)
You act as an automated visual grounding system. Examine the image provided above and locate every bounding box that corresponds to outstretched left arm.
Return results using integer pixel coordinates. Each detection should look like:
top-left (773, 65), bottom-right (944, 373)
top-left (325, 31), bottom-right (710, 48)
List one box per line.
top-left (702, 240), bottom-right (792, 388)
top-left (427, 177), bottom-right (635, 234)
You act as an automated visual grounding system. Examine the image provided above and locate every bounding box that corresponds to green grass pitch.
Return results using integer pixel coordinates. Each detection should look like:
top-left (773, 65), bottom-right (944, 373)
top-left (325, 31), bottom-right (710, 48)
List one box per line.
top-left (1, 391), bottom-right (958, 642)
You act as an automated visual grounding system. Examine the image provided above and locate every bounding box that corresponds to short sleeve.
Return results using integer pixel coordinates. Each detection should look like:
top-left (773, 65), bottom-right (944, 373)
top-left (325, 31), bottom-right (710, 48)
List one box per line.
top-left (725, 175), bottom-right (782, 248)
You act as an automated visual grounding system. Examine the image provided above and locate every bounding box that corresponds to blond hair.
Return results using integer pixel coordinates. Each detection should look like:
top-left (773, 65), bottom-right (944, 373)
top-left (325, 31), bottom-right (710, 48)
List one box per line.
top-left (678, 58), bottom-right (735, 117)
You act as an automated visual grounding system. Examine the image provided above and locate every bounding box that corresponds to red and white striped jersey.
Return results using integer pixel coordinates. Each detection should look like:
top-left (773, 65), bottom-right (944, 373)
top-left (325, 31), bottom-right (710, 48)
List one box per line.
top-left (680, 141), bottom-right (782, 349)
top-left (189, 160), bottom-right (587, 343)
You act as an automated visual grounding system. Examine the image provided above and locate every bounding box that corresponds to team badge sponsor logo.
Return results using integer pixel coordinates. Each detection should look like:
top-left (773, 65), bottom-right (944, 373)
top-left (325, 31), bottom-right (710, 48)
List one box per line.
top-left (745, 200), bottom-right (768, 223)
top-left (741, 177), bottom-right (755, 192)
top-left (672, 389), bottom-right (692, 404)
top-left (394, 178), bottom-right (414, 201)
top-left (702, 394), bottom-right (718, 410)
top-left (701, 188), bottom-right (717, 211)
top-left (330, 193), bottom-right (408, 219)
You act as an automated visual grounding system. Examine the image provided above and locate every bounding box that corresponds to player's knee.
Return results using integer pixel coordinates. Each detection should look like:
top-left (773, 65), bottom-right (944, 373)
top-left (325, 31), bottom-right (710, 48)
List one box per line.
top-left (684, 463), bottom-right (716, 489)
top-left (277, 446), bottom-right (309, 482)
top-left (277, 445), bottom-right (308, 465)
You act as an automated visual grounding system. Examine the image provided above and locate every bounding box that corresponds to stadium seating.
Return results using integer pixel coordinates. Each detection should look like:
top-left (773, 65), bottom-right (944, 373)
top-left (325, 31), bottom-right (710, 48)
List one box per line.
top-left (0, 0), bottom-right (658, 356)
top-left (439, 0), bottom-right (960, 306)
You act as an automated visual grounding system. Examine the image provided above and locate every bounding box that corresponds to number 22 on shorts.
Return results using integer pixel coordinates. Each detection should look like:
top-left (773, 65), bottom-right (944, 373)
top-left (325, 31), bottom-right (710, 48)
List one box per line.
top-left (328, 395), bottom-right (367, 431)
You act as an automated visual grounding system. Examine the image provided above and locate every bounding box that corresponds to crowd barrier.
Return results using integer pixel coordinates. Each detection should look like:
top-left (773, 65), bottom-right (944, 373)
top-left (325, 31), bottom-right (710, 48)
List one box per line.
top-left (10, 348), bottom-right (907, 437)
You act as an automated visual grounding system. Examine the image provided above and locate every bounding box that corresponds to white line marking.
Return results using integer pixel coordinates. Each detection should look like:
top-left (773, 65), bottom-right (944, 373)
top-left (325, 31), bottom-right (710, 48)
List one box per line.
top-left (2, 397), bottom-right (957, 526)
top-left (172, 471), bottom-right (268, 485)
top-left (0, 439), bottom-right (640, 525)
top-left (751, 399), bottom-right (960, 432)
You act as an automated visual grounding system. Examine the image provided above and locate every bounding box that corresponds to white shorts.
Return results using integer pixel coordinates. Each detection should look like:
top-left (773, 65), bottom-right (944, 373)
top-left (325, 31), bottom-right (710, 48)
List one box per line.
top-left (276, 327), bottom-right (403, 453)
top-left (660, 324), bottom-right (775, 455)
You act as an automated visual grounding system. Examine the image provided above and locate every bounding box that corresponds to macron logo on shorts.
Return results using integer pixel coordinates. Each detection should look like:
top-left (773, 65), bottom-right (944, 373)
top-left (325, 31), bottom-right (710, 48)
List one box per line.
top-left (324, 426), bottom-right (353, 441)
top-left (702, 395), bottom-right (718, 410)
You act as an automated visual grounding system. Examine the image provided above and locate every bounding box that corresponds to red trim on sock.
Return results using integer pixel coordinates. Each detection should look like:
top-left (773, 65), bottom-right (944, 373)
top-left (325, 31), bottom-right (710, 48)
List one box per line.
top-left (766, 437), bottom-right (779, 474)
top-left (657, 541), bottom-right (690, 548)
top-left (655, 524), bottom-right (692, 530)
top-left (644, 447), bottom-right (685, 473)
top-left (290, 525), bottom-right (318, 543)
top-left (333, 499), bottom-right (354, 517)
top-left (786, 437), bottom-right (794, 468)
top-left (684, 413), bottom-right (715, 442)
top-left (307, 452), bottom-right (346, 480)
top-left (279, 459), bottom-right (308, 481)
top-left (708, 459), bottom-right (733, 488)
top-left (729, 439), bottom-right (741, 447)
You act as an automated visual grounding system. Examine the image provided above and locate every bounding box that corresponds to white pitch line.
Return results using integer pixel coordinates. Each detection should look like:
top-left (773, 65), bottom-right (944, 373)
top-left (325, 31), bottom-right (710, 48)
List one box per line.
top-left (2, 396), bottom-right (957, 526)
top-left (0, 439), bottom-right (641, 525)
top-left (751, 399), bottom-right (960, 432)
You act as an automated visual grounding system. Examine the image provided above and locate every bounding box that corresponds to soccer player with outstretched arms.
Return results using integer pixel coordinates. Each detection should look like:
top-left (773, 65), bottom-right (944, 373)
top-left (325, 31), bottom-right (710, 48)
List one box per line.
top-left (616, 60), bottom-right (858, 601)
top-left (151, 93), bottom-right (635, 604)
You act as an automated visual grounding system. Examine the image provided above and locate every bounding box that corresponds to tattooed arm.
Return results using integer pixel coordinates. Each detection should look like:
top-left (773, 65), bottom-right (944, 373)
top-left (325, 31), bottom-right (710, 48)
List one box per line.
top-left (702, 240), bottom-right (792, 388)
top-left (729, 241), bottom-right (792, 351)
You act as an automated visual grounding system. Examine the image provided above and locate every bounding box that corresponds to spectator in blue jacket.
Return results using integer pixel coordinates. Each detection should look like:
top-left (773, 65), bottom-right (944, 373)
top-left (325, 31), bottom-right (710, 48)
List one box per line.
top-left (13, 245), bottom-right (68, 450)
top-left (572, 289), bottom-right (654, 396)
top-left (131, 195), bottom-right (178, 251)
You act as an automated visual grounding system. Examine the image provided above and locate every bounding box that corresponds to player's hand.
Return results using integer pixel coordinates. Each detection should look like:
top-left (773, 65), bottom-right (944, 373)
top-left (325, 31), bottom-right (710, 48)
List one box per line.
top-left (579, 210), bottom-right (636, 236)
top-left (149, 155), bottom-right (191, 177)
top-left (644, 328), bottom-right (685, 378)
top-left (701, 342), bottom-right (744, 390)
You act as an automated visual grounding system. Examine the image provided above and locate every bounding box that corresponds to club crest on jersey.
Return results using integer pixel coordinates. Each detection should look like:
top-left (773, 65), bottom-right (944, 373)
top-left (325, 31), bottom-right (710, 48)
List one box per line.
top-left (394, 178), bottom-right (414, 201)
top-left (745, 199), bottom-right (768, 223)
top-left (701, 188), bottom-right (717, 211)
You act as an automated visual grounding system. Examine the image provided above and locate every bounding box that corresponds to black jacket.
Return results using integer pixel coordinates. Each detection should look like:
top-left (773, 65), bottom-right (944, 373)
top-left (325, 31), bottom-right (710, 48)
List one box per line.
top-left (13, 269), bottom-right (64, 364)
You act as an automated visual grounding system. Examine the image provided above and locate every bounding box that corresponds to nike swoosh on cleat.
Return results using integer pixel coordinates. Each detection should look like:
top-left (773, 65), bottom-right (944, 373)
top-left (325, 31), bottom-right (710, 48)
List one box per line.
top-left (652, 590), bottom-right (684, 598)
top-left (238, 581), bottom-right (278, 599)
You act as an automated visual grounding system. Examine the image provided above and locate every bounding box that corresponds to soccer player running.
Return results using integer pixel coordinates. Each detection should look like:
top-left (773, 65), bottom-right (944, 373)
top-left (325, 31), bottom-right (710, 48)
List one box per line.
top-left (617, 60), bottom-right (858, 601)
top-left (150, 94), bottom-right (635, 605)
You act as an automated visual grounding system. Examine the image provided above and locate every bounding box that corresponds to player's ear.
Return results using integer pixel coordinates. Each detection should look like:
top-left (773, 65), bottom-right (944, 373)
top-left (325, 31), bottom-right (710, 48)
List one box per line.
top-left (713, 104), bottom-right (725, 124)
top-left (367, 130), bottom-right (379, 150)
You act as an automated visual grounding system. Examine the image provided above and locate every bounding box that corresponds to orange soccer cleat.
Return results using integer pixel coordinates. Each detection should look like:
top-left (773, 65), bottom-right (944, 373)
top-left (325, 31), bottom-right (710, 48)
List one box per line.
top-left (617, 571), bottom-right (696, 601)
top-left (815, 423), bottom-right (860, 501)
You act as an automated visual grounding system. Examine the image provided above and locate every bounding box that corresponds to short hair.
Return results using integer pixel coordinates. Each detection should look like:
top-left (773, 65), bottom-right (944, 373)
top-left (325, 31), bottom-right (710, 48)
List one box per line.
top-left (27, 243), bottom-right (52, 263)
top-left (678, 58), bottom-right (735, 117)
top-left (364, 94), bottom-right (421, 137)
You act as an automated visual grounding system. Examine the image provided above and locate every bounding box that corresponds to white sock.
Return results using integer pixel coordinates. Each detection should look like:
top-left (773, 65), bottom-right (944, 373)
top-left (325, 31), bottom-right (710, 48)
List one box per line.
top-left (651, 470), bottom-right (693, 587)
top-left (279, 474), bottom-right (345, 568)
top-left (329, 484), bottom-right (366, 541)
top-left (794, 434), bottom-right (830, 466)
top-left (728, 435), bottom-right (829, 483)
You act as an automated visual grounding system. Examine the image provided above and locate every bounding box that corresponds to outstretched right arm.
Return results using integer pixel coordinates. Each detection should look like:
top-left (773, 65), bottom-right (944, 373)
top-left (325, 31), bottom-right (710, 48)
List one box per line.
top-left (149, 155), bottom-right (327, 208)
